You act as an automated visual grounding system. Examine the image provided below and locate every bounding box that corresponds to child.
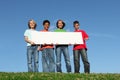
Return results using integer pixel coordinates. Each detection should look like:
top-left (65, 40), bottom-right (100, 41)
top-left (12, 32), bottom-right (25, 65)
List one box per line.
top-left (73, 21), bottom-right (90, 73)
top-left (39, 20), bottom-right (55, 72)
top-left (55, 20), bottom-right (71, 73)
top-left (24, 19), bottom-right (39, 72)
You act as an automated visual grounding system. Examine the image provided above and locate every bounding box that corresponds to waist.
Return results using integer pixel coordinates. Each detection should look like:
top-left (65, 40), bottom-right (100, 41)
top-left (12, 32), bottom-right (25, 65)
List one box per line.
top-left (56, 45), bottom-right (68, 47)
top-left (31, 44), bottom-right (40, 46)
top-left (41, 45), bottom-right (54, 48)
top-left (73, 45), bottom-right (87, 50)
top-left (27, 44), bottom-right (40, 47)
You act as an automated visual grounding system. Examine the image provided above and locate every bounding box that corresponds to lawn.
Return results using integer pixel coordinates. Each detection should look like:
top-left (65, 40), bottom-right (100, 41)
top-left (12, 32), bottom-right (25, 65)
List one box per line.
top-left (0, 72), bottom-right (120, 80)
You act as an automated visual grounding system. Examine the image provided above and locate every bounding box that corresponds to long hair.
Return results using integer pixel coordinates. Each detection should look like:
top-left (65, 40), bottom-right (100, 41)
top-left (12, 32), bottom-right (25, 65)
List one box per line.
top-left (56, 20), bottom-right (65, 29)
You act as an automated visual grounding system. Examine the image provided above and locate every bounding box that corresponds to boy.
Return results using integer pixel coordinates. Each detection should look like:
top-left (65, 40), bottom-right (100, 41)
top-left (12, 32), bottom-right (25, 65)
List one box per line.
top-left (73, 21), bottom-right (90, 73)
top-left (39, 20), bottom-right (55, 72)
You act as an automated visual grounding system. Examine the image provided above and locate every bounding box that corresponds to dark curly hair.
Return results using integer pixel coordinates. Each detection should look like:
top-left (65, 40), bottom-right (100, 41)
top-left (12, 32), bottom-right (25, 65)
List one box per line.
top-left (43, 20), bottom-right (50, 25)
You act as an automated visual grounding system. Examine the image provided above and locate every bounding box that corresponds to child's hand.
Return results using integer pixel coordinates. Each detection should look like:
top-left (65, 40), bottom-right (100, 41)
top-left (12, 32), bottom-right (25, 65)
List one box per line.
top-left (84, 38), bottom-right (89, 41)
top-left (37, 46), bottom-right (40, 51)
top-left (30, 41), bottom-right (35, 45)
top-left (55, 43), bottom-right (59, 46)
top-left (37, 46), bottom-right (44, 51)
top-left (39, 47), bottom-right (44, 51)
top-left (68, 43), bottom-right (72, 46)
top-left (74, 43), bottom-right (77, 45)
top-left (51, 43), bottom-right (53, 45)
top-left (43, 43), bottom-right (46, 46)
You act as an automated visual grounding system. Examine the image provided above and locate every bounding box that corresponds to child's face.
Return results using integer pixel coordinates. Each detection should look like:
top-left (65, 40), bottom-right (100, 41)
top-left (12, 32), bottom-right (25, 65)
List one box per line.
top-left (44, 22), bottom-right (50, 30)
top-left (58, 21), bottom-right (63, 29)
top-left (74, 23), bottom-right (79, 30)
top-left (29, 21), bottom-right (36, 29)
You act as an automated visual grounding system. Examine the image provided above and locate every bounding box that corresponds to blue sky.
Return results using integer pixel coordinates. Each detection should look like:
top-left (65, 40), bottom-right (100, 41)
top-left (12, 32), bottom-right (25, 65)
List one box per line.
top-left (0, 0), bottom-right (120, 73)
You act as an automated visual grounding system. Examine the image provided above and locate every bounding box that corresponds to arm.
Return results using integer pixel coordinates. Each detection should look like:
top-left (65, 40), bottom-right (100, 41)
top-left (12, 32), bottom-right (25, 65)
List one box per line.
top-left (83, 30), bottom-right (89, 41)
top-left (84, 37), bottom-right (89, 41)
top-left (25, 36), bottom-right (40, 50)
top-left (24, 36), bottom-right (35, 45)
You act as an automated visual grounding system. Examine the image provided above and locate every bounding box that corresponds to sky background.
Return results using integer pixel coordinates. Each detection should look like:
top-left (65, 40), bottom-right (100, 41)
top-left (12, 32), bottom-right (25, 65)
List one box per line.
top-left (0, 0), bottom-right (120, 73)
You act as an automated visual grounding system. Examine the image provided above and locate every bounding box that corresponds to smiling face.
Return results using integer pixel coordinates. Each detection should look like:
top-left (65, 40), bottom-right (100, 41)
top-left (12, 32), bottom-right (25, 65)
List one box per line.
top-left (57, 20), bottom-right (65, 29)
top-left (29, 21), bottom-right (36, 29)
top-left (28, 20), bottom-right (36, 29)
top-left (74, 23), bottom-right (80, 30)
top-left (57, 20), bottom-right (64, 29)
top-left (44, 22), bottom-right (50, 30)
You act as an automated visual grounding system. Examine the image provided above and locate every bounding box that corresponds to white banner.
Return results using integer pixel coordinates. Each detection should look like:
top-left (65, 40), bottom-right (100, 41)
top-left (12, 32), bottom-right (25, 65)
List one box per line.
top-left (31, 31), bottom-right (83, 44)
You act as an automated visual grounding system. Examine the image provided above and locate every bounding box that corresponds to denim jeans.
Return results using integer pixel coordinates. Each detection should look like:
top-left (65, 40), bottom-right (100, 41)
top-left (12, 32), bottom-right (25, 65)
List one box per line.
top-left (27, 46), bottom-right (39, 72)
top-left (73, 49), bottom-right (90, 73)
top-left (55, 46), bottom-right (71, 72)
top-left (41, 48), bottom-right (55, 72)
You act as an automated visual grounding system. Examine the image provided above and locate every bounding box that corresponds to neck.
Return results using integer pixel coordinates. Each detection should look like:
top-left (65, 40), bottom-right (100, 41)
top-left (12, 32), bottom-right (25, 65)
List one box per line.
top-left (58, 28), bottom-right (63, 29)
top-left (44, 29), bottom-right (48, 31)
top-left (30, 28), bottom-right (35, 30)
top-left (75, 29), bottom-right (79, 31)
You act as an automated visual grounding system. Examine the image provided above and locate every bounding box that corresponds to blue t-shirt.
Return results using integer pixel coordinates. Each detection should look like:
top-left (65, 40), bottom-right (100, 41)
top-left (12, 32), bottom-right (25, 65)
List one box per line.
top-left (24, 29), bottom-right (36, 46)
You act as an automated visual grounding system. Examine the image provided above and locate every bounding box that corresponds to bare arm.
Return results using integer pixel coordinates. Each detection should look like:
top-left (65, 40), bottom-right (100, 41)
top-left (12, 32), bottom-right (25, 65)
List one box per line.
top-left (24, 36), bottom-right (35, 45)
top-left (84, 37), bottom-right (89, 41)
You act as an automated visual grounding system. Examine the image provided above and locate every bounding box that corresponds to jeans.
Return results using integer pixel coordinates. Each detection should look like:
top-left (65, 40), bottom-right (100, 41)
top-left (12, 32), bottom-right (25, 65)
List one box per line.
top-left (27, 46), bottom-right (39, 72)
top-left (41, 48), bottom-right (55, 72)
top-left (55, 46), bottom-right (71, 72)
top-left (73, 49), bottom-right (90, 73)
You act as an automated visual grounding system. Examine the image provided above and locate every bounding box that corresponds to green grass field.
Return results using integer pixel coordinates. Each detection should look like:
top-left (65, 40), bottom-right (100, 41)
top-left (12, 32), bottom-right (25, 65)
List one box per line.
top-left (0, 72), bottom-right (120, 80)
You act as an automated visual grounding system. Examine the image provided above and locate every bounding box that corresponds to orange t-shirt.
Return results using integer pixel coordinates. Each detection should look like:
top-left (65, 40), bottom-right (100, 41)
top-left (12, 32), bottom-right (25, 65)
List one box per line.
top-left (40, 30), bottom-right (54, 49)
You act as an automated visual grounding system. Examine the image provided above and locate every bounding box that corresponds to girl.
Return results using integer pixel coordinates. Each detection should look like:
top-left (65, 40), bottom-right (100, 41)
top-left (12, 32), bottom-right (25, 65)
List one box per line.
top-left (24, 19), bottom-right (39, 72)
top-left (54, 20), bottom-right (71, 73)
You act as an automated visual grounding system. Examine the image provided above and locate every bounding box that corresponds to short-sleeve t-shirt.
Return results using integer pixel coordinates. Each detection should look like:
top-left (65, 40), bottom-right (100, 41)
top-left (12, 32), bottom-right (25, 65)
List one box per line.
top-left (73, 29), bottom-right (89, 50)
top-left (54, 28), bottom-right (68, 46)
top-left (54, 28), bottom-right (66, 32)
top-left (40, 30), bottom-right (54, 48)
top-left (24, 29), bottom-right (36, 46)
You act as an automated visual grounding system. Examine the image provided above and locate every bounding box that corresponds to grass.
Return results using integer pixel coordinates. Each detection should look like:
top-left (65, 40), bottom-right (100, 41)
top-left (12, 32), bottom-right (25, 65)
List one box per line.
top-left (0, 72), bottom-right (120, 80)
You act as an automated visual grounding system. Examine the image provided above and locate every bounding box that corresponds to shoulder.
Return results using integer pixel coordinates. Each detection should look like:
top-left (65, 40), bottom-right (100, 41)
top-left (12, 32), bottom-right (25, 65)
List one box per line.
top-left (24, 29), bottom-right (35, 35)
top-left (78, 30), bottom-right (88, 36)
top-left (24, 29), bottom-right (30, 36)
top-left (60, 29), bottom-right (66, 32)
top-left (24, 29), bottom-right (30, 33)
top-left (79, 29), bottom-right (85, 32)
top-left (75, 29), bottom-right (84, 32)
top-left (79, 30), bottom-right (86, 33)
top-left (80, 30), bottom-right (88, 37)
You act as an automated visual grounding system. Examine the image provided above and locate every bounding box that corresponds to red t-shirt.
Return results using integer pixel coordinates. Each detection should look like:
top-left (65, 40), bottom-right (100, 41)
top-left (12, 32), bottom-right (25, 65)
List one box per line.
top-left (73, 29), bottom-right (89, 50)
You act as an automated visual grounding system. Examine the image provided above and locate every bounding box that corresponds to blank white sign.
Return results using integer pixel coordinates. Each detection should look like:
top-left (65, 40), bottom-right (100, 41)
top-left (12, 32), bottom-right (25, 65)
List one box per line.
top-left (31, 31), bottom-right (83, 44)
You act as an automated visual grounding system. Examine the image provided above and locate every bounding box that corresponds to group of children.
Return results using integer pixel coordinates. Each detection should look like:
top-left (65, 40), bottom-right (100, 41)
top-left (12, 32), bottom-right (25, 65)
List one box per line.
top-left (24, 19), bottom-right (90, 73)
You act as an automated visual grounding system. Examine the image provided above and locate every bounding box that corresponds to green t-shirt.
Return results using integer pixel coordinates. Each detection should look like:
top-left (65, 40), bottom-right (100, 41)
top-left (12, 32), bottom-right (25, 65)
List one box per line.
top-left (54, 29), bottom-right (66, 32)
top-left (54, 28), bottom-right (68, 46)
